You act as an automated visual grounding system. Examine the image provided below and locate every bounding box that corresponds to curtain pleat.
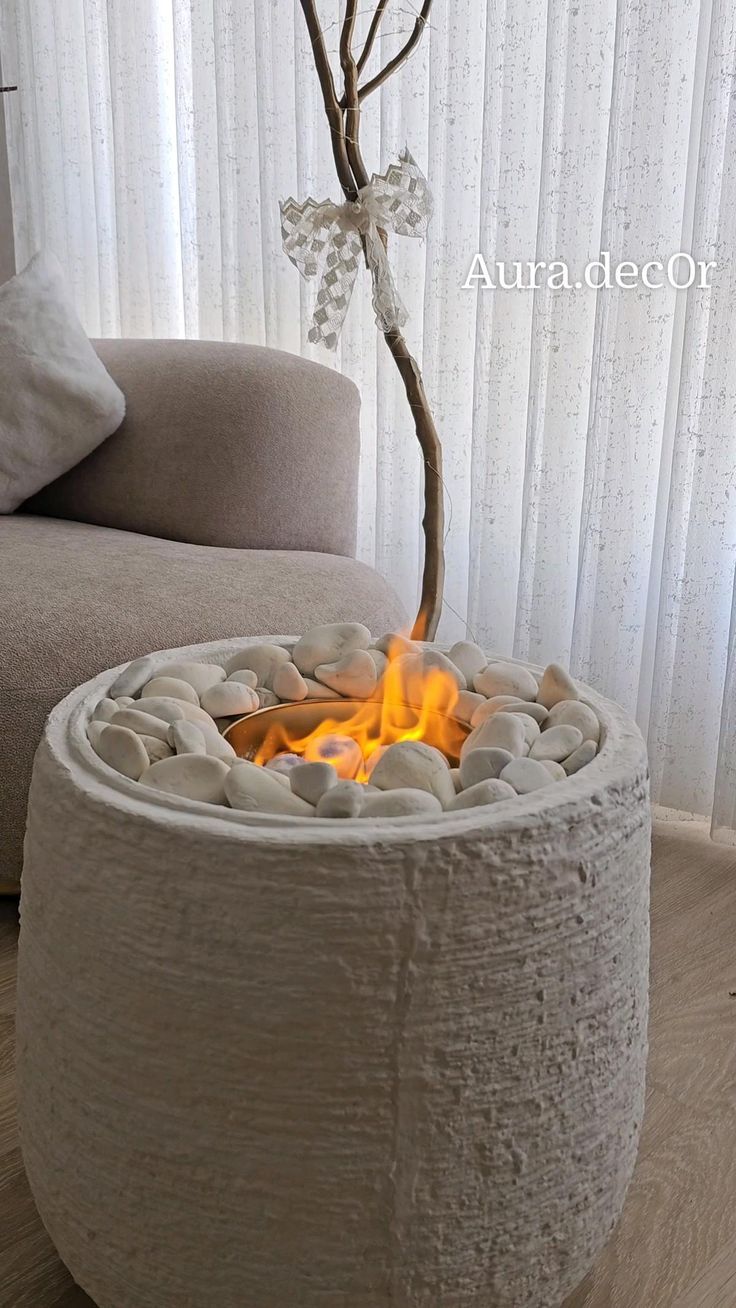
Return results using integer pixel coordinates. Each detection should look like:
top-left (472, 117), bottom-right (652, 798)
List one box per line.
top-left (2, 0), bottom-right (736, 826)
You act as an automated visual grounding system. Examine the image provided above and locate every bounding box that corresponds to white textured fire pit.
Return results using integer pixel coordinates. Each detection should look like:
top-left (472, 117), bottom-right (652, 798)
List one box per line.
top-left (17, 633), bottom-right (650, 1308)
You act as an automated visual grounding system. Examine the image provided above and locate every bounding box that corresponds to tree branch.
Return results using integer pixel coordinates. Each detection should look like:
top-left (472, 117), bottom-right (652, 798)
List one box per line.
top-left (340, 0), bottom-right (370, 191)
top-left (299, 0), bottom-right (356, 199)
top-left (357, 0), bottom-right (433, 101)
top-left (356, 0), bottom-right (390, 76)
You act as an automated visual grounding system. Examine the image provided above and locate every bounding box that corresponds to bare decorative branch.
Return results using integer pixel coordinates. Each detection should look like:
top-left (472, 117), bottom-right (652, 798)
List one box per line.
top-left (297, 0), bottom-right (444, 640)
top-left (356, 0), bottom-right (432, 101)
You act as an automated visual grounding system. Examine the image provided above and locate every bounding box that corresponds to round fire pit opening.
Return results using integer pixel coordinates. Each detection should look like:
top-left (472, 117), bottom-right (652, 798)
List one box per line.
top-left (16, 635), bottom-right (650, 1308)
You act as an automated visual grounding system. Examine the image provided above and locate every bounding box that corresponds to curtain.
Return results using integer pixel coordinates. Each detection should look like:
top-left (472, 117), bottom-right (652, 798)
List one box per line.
top-left (2, 0), bottom-right (736, 827)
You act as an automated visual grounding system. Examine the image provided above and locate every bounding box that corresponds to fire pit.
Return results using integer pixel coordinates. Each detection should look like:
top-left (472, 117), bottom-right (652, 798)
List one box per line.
top-left (16, 632), bottom-right (650, 1308)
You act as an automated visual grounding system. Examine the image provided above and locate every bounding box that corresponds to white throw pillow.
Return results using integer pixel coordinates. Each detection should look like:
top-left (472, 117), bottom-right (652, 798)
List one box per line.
top-left (0, 251), bottom-right (125, 512)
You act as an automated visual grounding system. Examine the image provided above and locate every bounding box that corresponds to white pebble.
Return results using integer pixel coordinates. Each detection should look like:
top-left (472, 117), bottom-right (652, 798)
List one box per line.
top-left (315, 780), bottom-right (366, 818)
top-left (470, 695), bottom-right (524, 727)
top-left (366, 649), bottom-right (388, 678)
top-left (360, 789), bottom-right (443, 818)
top-left (314, 649), bottom-right (377, 699)
top-left (226, 761), bottom-right (314, 816)
top-left (541, 760), bottom-right (566, 781)
top-left (134, 696), bottom-right (215, 727)
top-left (114, 696), bottom-right (135, 709)
top-left (92, 698), bottom-right (118, 724)
top-left (272, 662), bottom-right (309, 702)
top-left (289, 761), bottom-right (338, 807)
top-left (450, 767), bottom-right (463, 792)
top-left (304, 679), bottom-right (343, 700)
top-left (140, 677), bottom-right (200, 706)
top-left (93, 724), bottom-right (149, 781)
top-left (446, 779), bottom-right (517, 810)
top-left (197, 722), bottom-right (237, 762)
top-left (563, 739), bottom-right (599, 775)
top-left (265, 753), bottom-right (302, 777)
top-left (226, 644), bottom-right (291, 689)
top-left (448, 640), bottom-right (487, 685)
top-left (393, 650), bottom-right (466, 693)
top-left (293, 623), bottom-right (371, 677)
top-left (87, 721), bottom-right (106, 751)
top-left (109, 655), bottom-right (157, 700)
top-left (226, 669), bottom-right (258, 689)
top-left (474, 661), bottom-right (538, 701)
top-left (169, 721), bottom-right (208, 756)
top-left (503, 700), bottom-right (549, 725)
top-left (537, 662), bottom-right (578, 710)
top-left (529, 725), bottom-right (583, 763)
top-left (255, 688), bottom-right (279, 708)
top-left (545, 699), bottom-right (600, 744)
top-left (373, 632), bottom-right (420, 658)
top-left (511, 712), bottom-right (541, 748)
top-left (138, 734), bottom-right (174, 763)
top-left (200, 682), bottom-right (260, 718)
top-left (454, 690), bottom-right (486, 725)
top-left (461, 712), bottom-right (527, 759)
top-left (500, 758), bottom-right (555, 794)
top-left (303, 734), bottom-right (362, 780)
top-left (157, 660), bottom-right (227, 696)
top-left (459, 747), bottom-right (514, 789)
top-left (142, 754), bottom-right (230, 804)
top-left (112, 707), bottom-right (181, 742)
top-left (370, 741), bottom-right (455, 807)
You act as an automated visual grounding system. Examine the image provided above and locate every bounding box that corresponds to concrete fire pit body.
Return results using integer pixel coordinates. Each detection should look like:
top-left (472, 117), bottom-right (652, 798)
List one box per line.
top-left (17, 637), bottom-right (650, 1308)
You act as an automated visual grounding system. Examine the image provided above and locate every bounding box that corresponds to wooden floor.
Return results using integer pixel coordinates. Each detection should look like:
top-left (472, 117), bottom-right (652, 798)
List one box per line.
top-left (1, 819), bottom-right (735, 1307)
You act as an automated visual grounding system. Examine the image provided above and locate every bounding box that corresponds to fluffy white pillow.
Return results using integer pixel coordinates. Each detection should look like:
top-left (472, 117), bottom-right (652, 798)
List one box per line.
top-left (0, 251), bottom-right (125, 512)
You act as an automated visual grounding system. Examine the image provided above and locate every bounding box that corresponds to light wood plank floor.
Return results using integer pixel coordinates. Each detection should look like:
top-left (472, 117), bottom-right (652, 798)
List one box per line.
top-left (1, 819), bottom-right (734, 1307)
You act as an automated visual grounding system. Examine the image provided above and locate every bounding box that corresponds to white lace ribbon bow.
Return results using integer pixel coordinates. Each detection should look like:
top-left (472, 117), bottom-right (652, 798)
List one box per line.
top-left (280, 149), bottom-right (432, 350)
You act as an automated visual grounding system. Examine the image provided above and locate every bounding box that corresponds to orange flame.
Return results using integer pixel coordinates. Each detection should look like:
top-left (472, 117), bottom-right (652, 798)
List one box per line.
top-left (253, 638), bottom-right (465, 780)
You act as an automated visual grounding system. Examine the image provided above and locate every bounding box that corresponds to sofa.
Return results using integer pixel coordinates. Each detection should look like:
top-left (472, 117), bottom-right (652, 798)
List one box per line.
top-left (0, 339), bottom-right (406, 892)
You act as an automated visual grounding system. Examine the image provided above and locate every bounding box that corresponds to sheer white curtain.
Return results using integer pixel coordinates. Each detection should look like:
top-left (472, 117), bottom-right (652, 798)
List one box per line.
top-left (2, 0), bottom-right (736, 828)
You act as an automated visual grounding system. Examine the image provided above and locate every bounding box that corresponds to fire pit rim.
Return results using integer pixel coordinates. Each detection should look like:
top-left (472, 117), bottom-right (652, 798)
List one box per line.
top-left (54, 635), bottom-right (649, 846)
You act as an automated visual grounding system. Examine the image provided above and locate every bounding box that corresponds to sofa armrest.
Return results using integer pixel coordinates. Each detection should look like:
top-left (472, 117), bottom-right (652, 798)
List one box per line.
top-left (23, 340), bottom-right (360, 557)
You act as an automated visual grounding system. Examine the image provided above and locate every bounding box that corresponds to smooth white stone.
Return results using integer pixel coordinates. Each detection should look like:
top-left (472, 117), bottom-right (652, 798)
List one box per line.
top-left (448, 640), bottom-right (487, 685)
top-left (92, 698), bottom-right (118, 724)
top-left (461, 712), bottom-right (527, 759)
top-left (255, 688), bottom-right (279, 709)
top-left (226, 644), bottom-right (291, 689)
top-left (545, 699), bottom-right (600, 744)
top-left (293, 623), bottom-right (371, 677)
top-left (454, 690), bottom-right (486, 725)
top-left (470, 695), bottom-right (524, 727)
top-left (112, 707), bottom-right (182, 743)
top-left (511, 713), bottom-right (541, 748)
top-left (303, 734), bottom-right (363, 780)
top-left (226, 761), bottom-right (313, 816)
top-left (541, 760), bottom-right (566, 781)
top-left (272, 662), bottom-right (309, 703)
top-left (537, 662), bottom-right (578, 710)
top-left (364, 745), bottom-right (388, 778)
top-left (446, 779), bottom-right (517, 811)
top-left (138, 734), bottom-right (174, 763)
top-left (133, 697), bottom-right (215, 727)
top-left (169, 721), bottom-right (208, 756)
top-left (370, 741), bottom-right (455, 807)
top-left (109, 655), bottom-right (157, 700)
top-left (197, 722), bottom-right (237, 762)
top-left (265, 753), bottom-right (303, 777)
top-left (143, 755), bottom-right (230, 804)
top-left (529, 725), bottom-right (583, 763)
top-left (315, 780), bottom-right (366, 818)
top-left (450, 767), bottom-right (463, 793)
top-left (503, 700), bottom-right (549, 725)
top-left (114, 696), bottom-right (135, 709)
top-left (140, 676), bottom-right (200, 706)
top-left (226, 669), bottom-right (258, 689)
top-left (563, 739), bottom-right (599, 775)
top-left (473, 661), bottom-right (539, 701)
top-left (304, 678), bottom-right (343, 701)
top-left (200, 682), bottom-right (260, 718)
top-left (86, 721), bottom-right (107, 751)
top-left (373, 632), bottom-right (419, 658)
top-left (360, 789), bottom-right (443, 818)
top-left (459, 747), bottom-right (515, 789)
top-left (366, 649), bottom-right (389, 677)
top-left (500, 757), bottom-right (555, 794)
top-left (94, 724), bottom-right (149, 781)
top-left (157, 660), bottom-right (227, 696)
top-left (392, 650), bottom-right (467, 692)
top-left (289, 761), bottom-right (339, 807)
top-left (314, 650), bottom-right (377, 699)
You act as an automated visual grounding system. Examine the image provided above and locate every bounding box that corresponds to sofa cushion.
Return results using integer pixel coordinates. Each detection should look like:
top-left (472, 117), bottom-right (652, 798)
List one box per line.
top-left (0, 515), bottom-right (407, 888)
top-left (0, 253), bottom-right (125, 512)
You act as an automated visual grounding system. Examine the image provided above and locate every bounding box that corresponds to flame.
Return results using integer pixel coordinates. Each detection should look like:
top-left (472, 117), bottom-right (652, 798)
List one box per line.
top-left (253, 638), bottom-right (466, 780)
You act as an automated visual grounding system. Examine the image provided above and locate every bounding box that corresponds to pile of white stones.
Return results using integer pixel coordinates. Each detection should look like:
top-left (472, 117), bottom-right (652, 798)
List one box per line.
top-left (86, 623), bottom-right (601, 820)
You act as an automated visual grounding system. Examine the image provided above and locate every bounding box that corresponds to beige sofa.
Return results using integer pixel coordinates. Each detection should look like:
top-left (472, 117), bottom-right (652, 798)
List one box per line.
top-left (0, 339), bottom-right (406, 891)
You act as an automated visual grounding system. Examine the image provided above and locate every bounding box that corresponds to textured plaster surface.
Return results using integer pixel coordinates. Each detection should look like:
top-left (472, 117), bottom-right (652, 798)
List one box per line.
top-left (16, 637), bottom-right (651, 1308)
